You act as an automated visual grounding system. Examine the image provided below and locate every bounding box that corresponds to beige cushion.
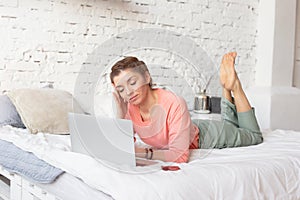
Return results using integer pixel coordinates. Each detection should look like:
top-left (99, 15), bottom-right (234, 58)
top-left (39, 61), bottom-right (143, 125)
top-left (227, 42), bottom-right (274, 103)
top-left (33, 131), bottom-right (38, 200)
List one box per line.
top-left (7, 88), bottom-right (85, 134)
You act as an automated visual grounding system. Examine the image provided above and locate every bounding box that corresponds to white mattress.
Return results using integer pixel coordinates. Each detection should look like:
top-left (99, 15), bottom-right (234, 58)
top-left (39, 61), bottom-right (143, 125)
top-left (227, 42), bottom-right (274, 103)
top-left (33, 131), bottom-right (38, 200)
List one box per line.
top-left (0, 126), bottom-right (300, 200)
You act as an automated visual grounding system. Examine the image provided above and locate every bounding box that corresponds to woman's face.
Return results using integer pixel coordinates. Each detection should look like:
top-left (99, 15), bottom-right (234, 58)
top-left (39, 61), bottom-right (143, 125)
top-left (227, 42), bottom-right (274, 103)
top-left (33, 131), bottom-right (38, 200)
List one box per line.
top-left (113, 69), bottom-right (150, 105)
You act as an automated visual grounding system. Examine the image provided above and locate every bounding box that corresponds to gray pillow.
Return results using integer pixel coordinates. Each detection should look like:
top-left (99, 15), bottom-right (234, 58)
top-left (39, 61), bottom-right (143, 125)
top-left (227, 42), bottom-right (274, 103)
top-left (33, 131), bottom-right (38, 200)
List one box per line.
top-left (0, 95), bottom-right (25, 128)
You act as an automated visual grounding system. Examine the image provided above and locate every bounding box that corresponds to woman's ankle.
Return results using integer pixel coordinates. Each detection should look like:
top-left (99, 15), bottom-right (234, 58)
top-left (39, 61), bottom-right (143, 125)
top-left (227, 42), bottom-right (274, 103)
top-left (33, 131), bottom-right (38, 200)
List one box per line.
top-left (222, 88), bottom-right (233, 103)
top-left (232, 78), bottom-right (242, 93)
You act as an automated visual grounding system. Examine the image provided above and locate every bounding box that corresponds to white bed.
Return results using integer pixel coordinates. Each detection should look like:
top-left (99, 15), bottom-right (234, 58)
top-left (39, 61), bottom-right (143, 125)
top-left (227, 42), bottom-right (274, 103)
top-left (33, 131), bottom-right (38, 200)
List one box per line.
top-left (0, 167), bottom-right (113, 200)
top-left (0, 125), bottom-right (299, 200)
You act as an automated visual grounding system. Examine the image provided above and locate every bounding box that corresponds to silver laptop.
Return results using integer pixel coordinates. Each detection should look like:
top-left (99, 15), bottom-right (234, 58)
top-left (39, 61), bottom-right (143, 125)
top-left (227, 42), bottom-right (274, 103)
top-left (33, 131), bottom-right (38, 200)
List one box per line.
top-left (68, 113), bottom-right (158, 167)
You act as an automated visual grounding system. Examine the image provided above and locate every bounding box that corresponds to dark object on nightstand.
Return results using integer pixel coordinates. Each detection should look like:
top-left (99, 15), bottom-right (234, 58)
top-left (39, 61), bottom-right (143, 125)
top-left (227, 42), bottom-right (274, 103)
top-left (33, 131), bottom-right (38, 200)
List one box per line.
top-left (209, 97), bottom-right (221, 114)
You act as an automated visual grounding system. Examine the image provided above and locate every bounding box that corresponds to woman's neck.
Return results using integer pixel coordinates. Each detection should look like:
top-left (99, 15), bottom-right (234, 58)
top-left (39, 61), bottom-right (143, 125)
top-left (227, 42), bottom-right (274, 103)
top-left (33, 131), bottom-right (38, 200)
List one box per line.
top-left (139, 88), bottom-right (157, 114)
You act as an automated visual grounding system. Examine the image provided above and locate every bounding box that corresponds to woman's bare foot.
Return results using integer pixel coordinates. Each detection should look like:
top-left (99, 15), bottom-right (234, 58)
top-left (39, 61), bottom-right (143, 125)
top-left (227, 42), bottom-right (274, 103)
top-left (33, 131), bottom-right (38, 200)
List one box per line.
top-left (220, 52), bottom-right (252, 112)
top-left (220, 52), bottom-right (239, 91)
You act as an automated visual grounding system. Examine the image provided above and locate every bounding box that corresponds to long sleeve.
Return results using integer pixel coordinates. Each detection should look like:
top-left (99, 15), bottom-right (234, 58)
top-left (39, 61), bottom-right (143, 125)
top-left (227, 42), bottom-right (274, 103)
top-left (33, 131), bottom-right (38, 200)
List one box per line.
top-left (126, 88), bottom-right (199, 163)
top-left (163, 96), bottom-right (192, 163)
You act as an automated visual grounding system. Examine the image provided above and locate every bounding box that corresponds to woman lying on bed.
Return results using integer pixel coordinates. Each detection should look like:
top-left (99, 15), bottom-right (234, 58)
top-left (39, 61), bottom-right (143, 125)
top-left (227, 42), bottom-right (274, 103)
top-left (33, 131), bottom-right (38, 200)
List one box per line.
top-left (110, 52), bottom-right (263, 163)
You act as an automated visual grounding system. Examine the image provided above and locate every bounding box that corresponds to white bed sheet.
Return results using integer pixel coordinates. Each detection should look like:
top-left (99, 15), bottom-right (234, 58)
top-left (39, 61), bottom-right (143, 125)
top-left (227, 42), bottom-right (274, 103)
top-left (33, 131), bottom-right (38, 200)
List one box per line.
top-left (0, 126), bottom-right (299, 200)
top-left (37, 173), bottom-right (113, 200)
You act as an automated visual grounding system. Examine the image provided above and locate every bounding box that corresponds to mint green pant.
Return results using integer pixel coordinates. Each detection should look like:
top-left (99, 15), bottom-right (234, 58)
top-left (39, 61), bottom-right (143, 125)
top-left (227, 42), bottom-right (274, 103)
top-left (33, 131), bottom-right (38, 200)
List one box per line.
top-left (192, 98), bottom-right (263, 149)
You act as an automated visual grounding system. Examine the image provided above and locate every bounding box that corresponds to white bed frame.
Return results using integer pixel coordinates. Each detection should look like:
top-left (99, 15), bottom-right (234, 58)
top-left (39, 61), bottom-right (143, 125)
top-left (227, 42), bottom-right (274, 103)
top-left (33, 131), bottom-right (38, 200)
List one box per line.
top-left (0, 165), bottom-right (59, 200)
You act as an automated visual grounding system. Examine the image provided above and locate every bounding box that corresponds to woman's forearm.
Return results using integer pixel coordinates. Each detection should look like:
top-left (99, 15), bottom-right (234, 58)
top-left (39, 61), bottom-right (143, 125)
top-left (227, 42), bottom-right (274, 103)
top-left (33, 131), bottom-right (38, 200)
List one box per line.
top-left (135, 146), bottom-right (188, 163)
top-left (135, 146), bottom-right (166, 161)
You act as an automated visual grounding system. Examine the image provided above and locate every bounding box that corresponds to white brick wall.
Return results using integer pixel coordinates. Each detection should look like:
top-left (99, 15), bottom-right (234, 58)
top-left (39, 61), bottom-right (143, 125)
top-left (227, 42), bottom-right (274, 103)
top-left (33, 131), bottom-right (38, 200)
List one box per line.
top-left (294, 0), bottom-right (300, 88)
top-left (0, 0), bottom-right (260, 112)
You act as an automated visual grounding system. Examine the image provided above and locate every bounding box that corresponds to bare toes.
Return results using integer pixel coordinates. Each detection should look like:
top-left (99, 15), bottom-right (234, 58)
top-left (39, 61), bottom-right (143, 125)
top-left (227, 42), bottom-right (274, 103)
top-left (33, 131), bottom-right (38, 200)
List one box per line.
top-left (219, 52), bottom-right (239, 91)
top-left (229, 52), bottom-right (237, 58)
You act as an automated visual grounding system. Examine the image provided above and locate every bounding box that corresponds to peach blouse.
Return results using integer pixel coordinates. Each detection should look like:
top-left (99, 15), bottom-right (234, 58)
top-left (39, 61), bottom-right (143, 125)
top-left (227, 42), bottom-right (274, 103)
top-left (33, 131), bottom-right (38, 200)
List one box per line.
top-left (125, 88), bottom-right (199, 163)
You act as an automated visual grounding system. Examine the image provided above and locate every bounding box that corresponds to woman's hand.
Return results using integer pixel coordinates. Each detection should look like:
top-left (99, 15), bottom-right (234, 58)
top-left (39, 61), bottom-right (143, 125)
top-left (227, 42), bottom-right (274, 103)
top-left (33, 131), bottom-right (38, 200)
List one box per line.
top-left (112, 91), bottom-right (128, 119)
top-left (135, 146), bottom-right (147, 158)
top-left (135, 146), bottom-right (146, 154)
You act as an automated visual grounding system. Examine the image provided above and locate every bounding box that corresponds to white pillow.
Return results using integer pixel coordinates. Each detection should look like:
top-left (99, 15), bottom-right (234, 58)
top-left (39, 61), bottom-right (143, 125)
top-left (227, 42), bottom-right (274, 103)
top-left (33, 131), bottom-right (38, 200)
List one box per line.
top-left (7, 88), bottom-right (85, 134)
top-left (94, 93), bottom-right (116, 118)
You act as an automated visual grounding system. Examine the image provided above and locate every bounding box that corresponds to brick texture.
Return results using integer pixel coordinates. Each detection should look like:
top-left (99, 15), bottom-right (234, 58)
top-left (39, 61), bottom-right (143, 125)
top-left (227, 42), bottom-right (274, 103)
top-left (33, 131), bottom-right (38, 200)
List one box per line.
top-left (0, 0), bottom-right (260, 112)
